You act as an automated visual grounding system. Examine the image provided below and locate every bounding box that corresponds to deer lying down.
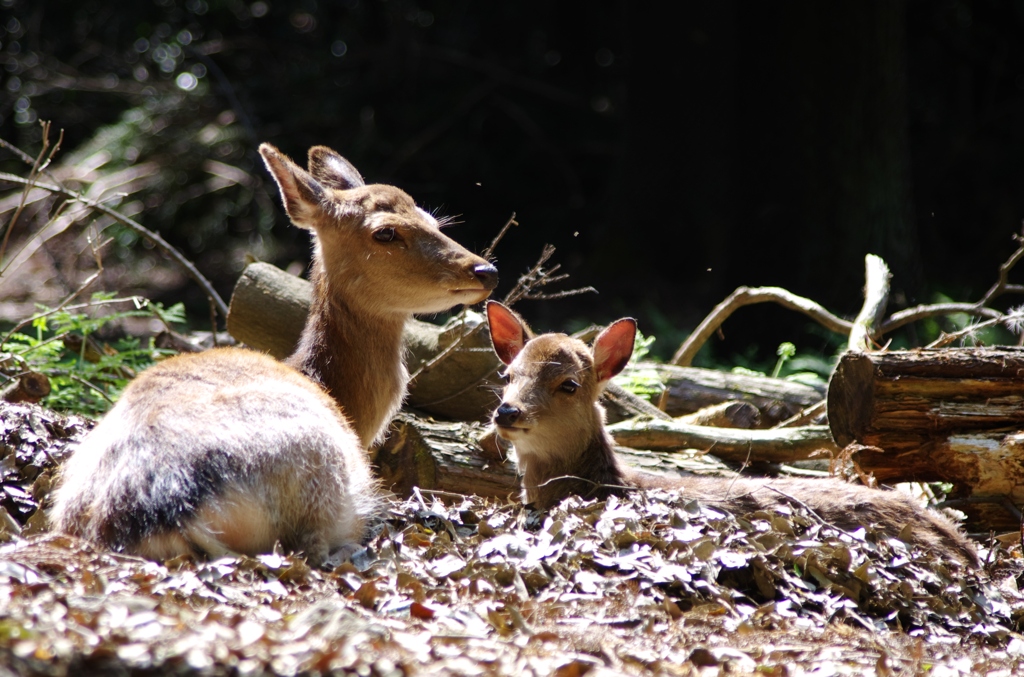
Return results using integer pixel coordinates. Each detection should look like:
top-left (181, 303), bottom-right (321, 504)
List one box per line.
top-left (49, 144), bottom-right (498, 566)
top-left (485, 302), bottom-right (978, 567)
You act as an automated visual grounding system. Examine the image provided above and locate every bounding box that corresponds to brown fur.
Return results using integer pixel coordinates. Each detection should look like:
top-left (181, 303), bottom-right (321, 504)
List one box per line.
top-left (49, 145), bottom-right (497, 564)
top-left (486, 302), bottom-right (979, 567)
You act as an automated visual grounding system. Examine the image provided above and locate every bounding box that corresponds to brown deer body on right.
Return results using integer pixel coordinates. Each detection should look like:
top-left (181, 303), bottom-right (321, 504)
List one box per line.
top-left (486, 302), bottom-right (978, 567)
top-left (49, 145), bottom-right (498, 566)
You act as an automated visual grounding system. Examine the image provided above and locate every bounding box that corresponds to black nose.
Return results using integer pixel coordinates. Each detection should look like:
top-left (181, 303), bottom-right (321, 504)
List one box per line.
top-left (493, 402), bottom-right (520, 427)
top-left (473, 263), bottom-right (499, 290)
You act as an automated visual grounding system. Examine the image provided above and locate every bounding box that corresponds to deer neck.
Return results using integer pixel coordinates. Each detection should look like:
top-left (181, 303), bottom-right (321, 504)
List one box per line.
top-left (518, 403), bottom-right (626, 509)
top-left (286, 264), bottom-right (408, 448)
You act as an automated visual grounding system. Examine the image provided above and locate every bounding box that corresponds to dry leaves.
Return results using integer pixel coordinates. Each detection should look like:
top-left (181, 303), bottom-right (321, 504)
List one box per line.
top-left (1, 401), bottom-right (1024, 675)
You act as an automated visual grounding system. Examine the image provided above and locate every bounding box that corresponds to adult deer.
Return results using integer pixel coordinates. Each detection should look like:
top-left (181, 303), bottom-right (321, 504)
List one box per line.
top-left (50, 144), bottom-right (498, 566)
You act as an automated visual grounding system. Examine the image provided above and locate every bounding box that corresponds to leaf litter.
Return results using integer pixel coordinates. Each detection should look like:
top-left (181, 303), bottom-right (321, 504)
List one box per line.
top-left (2, 401), bottom-right (1024, 675)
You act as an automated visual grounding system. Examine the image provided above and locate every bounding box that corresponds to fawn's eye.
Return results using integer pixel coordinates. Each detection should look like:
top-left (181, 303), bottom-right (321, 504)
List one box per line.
top-left (373, 227), bottom-right (398, 243)
top-left (559, 379), bottom-right (580, 394)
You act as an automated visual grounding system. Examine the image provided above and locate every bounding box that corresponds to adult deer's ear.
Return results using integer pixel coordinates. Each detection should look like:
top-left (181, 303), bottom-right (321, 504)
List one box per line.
top-left (307, 146), bottom-right (366, 190)
top-left (487, 301), bottom-right (531, 365)
top-left (593, 318), bottom-right (636, 382)
top-left (260, 143), bottom-right (325, 230)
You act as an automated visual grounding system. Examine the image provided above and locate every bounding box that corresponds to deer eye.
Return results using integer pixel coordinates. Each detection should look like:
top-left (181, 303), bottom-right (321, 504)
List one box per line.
top-left (373, 227), bottom-right (398, 242)
top-left (559, 379), bottom-right (580, 394)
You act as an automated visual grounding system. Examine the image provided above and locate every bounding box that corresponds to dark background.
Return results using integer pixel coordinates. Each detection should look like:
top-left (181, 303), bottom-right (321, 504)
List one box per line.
top-left (2, 0), bottom-right (1023, 366)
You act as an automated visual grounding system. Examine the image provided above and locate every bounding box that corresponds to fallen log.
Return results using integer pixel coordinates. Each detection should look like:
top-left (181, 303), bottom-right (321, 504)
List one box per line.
top-left (1, 372), bottom-right (51, 404)
top-left (638, 363), bottom-right (825, 425)
top-left (227, 263), bottom-right (828, 427)
top-left (827, 347), bottom-right (1024, 531)
top-left (828, 347), bottom-right (1024, 467)
top-left (606, 419), bottom-right (838, 465)
top-left (372, 413), bottom-right (518, 499)
top-left (675, 401), bottom-right (761, 429)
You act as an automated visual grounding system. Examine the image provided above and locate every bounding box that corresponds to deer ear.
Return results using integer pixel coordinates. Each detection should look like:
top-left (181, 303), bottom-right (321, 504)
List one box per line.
top-left (260, 143), bottom-right (325, 230)
top-left (487, 301), bottom-right (530, 365)
top-left (593, 318), bottom-right (636, 382)
top-left (308, 146), bottom-right (365, 190)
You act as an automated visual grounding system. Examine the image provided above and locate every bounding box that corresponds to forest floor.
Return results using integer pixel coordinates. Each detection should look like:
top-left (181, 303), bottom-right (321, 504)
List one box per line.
top-left (2, 401), bottom-right (1024, 676)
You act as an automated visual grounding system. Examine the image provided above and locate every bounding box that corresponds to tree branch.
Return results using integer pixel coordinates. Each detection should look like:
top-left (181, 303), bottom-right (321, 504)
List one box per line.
top-left (847, 254), bottom-right (891, 351)
top-left (669, 286), bottom-right (853, 367)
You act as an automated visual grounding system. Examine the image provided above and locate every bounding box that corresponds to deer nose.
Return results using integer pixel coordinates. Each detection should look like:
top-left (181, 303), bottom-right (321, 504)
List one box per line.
top-left (493, 402), bottom-right (521, 427)
top-left (473, 263), bottom-right (499, 290)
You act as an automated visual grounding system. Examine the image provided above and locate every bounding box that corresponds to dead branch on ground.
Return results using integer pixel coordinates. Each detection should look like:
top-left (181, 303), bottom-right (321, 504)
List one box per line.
top-left (670, 228), bottom-right (1024, 367)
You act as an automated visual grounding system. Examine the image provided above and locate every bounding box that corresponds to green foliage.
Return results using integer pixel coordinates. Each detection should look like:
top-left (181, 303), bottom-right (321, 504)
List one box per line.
top-left (1, 293), bottom-right (184, 417)
top-left (730, 341), bottom-right (833, 389)
top-left (771, 341), bottom-right (796, 378)
top-left (613, 328), bottom-right (663, 399)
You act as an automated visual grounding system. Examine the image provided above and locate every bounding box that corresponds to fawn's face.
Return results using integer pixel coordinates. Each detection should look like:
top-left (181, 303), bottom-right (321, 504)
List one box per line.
top-left (495, 334), bottom-right (602, 457)
top-left (487, 302), bottom-right (636, 460)
top-left (261, 144), bottom-right (498, 315)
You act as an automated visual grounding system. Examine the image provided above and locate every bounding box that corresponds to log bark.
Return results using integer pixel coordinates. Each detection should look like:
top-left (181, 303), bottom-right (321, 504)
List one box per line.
top-left (606, 419), bottom-right (838, 465)
top-left (914, 431), bottom-right (1024, 532)
top-left (639, 363), bottom-right (825, 425)
top-left (372, 413), bottom-right (519, 499)
top-left (828, 347), bottom-right (1024, 462)
top-left (827, 347), bottom-right (1024, 530)
top-left (226, 262), bottom-right (310, 360)
top-left (675, 401), bottom-right (761, 429)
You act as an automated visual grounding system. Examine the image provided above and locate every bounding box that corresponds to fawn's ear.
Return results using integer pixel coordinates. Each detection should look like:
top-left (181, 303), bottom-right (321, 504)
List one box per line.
top-left (487, 301), bottom-right (531, 365)
top-left (260, 143), bottom-right (325, 230)
top-left (307, 146), bottom-right (365, 190)
top-left (593, 318), bottom-right (636, 382)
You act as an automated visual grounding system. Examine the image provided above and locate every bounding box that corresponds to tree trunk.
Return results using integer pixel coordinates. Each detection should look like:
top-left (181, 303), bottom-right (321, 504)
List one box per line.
top-left (372, 413), bottom-right (519, 500)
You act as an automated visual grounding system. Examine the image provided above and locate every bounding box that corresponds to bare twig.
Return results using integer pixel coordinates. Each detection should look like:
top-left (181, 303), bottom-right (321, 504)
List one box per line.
top-left (0, 122), bottom-right (63, 268)
top-left (408, 243), bottom-right (594, 382)
top-left (979, 228), bottom-right (1024, 307)
top-left (875, 303), bottom-right (1004, 335)
top-left (0, 270), bottom-right (101, 354)
top-left (502, 244), bottom-right (596, 306)
top-left (670, 286), bottom-right (853, 367)
top-left (481, 212), bottom-right (517, 260)
top-left (924, 311), bottom-right (1024, 349)
top-left (772, 400), bottom-right (827, 429)
top-left (0, 170), bottom-right (228, 320)
top-left (67, 374), bottom-right (115, 404)
top-left (670, 231), bottom-right (1024, 372)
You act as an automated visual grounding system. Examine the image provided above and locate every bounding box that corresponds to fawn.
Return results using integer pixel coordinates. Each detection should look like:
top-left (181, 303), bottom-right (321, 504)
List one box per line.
top-left (49, 144), bottom-right (498, 566)
top-left (486, 302), bottom-right (978, 566)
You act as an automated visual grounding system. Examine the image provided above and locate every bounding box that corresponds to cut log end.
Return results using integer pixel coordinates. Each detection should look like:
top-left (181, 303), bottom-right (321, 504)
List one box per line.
top-left (1, 372), bottom-right (51, 404)
top-left (827, 351), bottom-right (876, 447)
